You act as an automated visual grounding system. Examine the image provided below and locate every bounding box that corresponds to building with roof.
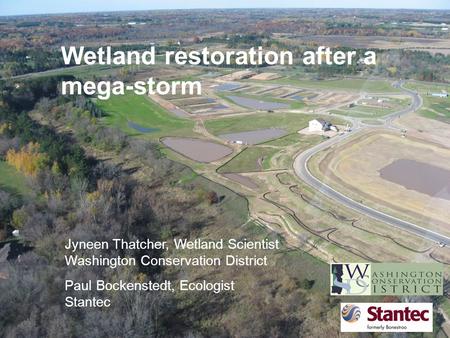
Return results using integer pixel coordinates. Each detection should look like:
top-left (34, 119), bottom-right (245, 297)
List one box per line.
top-left (309, 119), bottom-right (332, 132)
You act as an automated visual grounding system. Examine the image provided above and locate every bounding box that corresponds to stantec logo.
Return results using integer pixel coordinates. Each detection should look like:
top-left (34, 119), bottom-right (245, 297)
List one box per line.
top-left (340, 303), bottom-right (433, 332)
top-left (341, 304), bottom-right (361, 323)
top-left (368, 306), bottom-right (430, 322)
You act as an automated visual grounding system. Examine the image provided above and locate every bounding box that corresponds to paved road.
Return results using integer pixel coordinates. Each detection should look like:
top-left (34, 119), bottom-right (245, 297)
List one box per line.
top-left (293, 82), bottom-right (450, 246)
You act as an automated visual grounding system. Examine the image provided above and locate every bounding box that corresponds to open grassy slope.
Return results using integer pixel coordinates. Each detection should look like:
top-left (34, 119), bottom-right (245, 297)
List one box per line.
top-left (206, 112), bottom-right (314, 135)
top-left (97, 92), bottom-right (195, 139)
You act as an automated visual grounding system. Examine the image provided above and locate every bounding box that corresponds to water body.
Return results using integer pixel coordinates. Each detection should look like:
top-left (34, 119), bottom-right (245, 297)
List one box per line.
top-left (290, 95), bottom-right (304, 101)
top-left (219, 128), bottom-right (287, 145)
top-left (210, 104), bottom-right (228, 110)
top-left (226, 95), bottom-right (289, 110)
top-left (379, 159), bottom-right (450, 200)
top-left (162, 137), bottom-right (232, 163)
top-left (127, 121), bottom-right (159, 133)
top-left (215, 83), bottom-right (242, 91)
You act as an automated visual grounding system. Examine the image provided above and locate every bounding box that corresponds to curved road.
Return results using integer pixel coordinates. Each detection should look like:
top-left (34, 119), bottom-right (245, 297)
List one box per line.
top-left (293, 82), bottom-right (450, 246)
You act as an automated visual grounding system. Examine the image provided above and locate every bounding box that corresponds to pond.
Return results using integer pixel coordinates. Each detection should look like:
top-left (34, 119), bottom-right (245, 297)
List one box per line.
top-left (379, 159), bottom-right (450, 200)
top-left (215, 83), bottom-right (242, 91)
top-left (128, 121), bottom-right (159, 133)
top-left (219, 128), bottom-right (287, 145)
top-left (226, 95), bottom-right (289, 110)
top-left (162, 137), bottom-right (233, 163)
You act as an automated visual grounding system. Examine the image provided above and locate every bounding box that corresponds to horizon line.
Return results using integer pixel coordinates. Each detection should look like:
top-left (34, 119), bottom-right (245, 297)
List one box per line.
top-left (1, 7), bottom-right (450, 18)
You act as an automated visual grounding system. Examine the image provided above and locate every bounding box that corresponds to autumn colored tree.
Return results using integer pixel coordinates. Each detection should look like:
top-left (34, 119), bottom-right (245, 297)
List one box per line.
top-left (6, 142), bottom-right (48, 177)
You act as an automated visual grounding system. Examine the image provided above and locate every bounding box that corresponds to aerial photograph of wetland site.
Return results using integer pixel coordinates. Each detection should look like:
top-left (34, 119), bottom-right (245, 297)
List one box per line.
top-left (1, 0), bottom-right (450, 336)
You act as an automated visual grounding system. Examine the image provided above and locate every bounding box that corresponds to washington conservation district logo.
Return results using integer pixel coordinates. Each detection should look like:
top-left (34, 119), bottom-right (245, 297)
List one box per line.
top-left (330, 262), bottom-right (443, 296)
top-left (330, 263), bottom-right (371, 296)
top-left (341, 304), bottom-right (361, 323)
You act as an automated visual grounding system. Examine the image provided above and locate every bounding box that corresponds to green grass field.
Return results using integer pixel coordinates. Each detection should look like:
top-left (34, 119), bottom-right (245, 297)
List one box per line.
top-left (218, 147), bottom-right (279, 173)
top-left (404, 81), bottom-right (450, 94)
top-left (265, 77), bottom-right (399, 93)
top-left (330, 97), bottom-right (410, 118)
top-left (0, 160), bottom-right (31, 196)
top-left (331, 106), bottom-right (390, 118)
top-left (267, 132), bottom-right (324, 148)
top-left (217, 92), bottom-right (305, 110)
top-left (205, 112), bottom-right (315, 135)
top-left (97, 92), bottom-right (195, 139)
top-left (417, 96), bottom-right (450, 121)
top-left (401, 80), bottom-right (450, 121)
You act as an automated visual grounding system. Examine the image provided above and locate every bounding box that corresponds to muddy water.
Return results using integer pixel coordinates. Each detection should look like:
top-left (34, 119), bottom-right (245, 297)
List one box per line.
top-left (219, 128), bottom-right (287, 145)
top-left (226, 95), bottom-right (289, 110)
top-left (162, 137), bottom-right (232, 163)
top-left (379, 159), bottom-right (450, 200)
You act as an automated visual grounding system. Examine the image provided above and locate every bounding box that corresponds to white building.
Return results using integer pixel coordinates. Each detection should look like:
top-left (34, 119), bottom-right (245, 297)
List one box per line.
top-left (309, 119), bottom-right (331, 132)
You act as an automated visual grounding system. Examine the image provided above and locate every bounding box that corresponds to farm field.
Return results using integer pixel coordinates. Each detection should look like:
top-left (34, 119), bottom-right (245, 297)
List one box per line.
top-left (292, 35), bottom-right (450, 54)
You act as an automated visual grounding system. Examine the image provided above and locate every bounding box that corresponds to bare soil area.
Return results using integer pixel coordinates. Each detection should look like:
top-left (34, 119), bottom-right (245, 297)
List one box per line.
top-left (222, 173), bottom-right (259, 189)
top-left (219, 128), bottom-right (287, 145)
top-left (162, 137), bottom-right (233, 163)
top-left (314, 131), bottom-right (450, 234)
